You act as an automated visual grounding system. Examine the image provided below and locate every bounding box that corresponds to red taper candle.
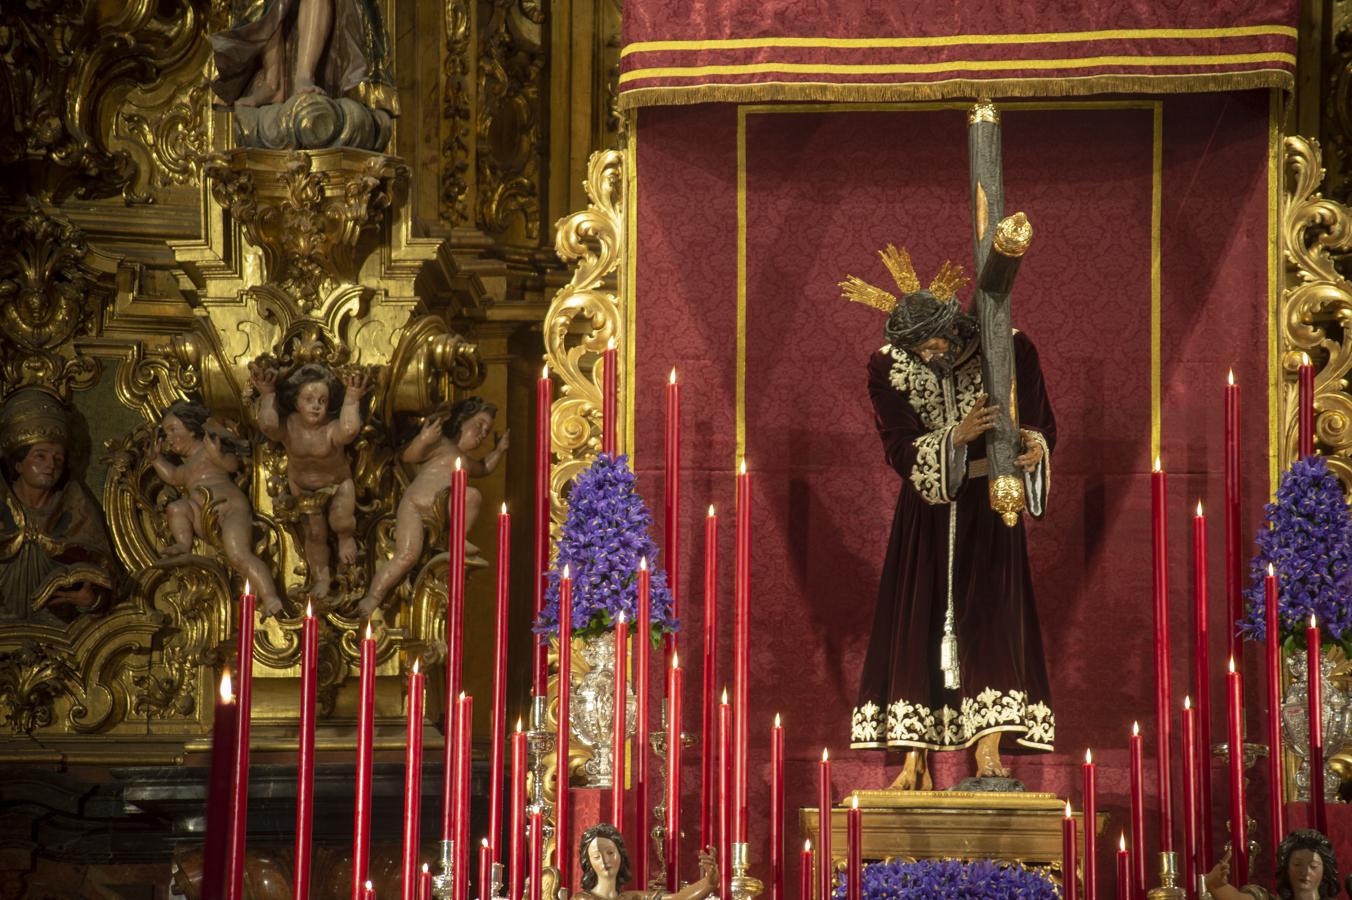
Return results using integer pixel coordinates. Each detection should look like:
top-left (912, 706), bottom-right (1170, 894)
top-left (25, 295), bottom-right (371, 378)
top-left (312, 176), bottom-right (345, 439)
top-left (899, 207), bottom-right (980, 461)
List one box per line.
top-left (718, 691), bottom-right (731, 900)
top-left (1299, 353), bottom-right (1315, 458)
top-left (510, 722), bottom-right (527, 900)
top-left (489, 505), bottom-right (511, 863)
top-left (479, 838), bottom-right (492, 900)
top-left (700, 506), bottom-right (718, 852)
top-left (1224, 371), bottom-right (1244, 671)
top-left (1227, 657), bottom-right (1248, 888)
top-left (846, 796), bottom-right (861, 900)
top-left (1082, 749), bottom-right (1097, 900)
top-left (1182, 697), bottom-right (1199, 900)
top-left (402, 660), bottom-right (426, 900)
top-left (770, 714), bottom-right (784, 900)
top-left (733, 459), bottom-right (751, 843)
top-left (800, 840), bottom-right (812, 900)
top-left (817, 749), bottom-right (831, 900)
top-left (665, 654), bottom-right (683, 890)
top-left (529, 811), bottom-right (543, 900)
top-left (1115, 835), bottom-right (1129, 900)
top-left (664, 368), bottom-right (681, 700)
top-left (611, 612), bottom-right (628, 833)
top-left (1129, 722), bottom-right (1146, 899)
top-left (352, 623), bottom-right (377, 900)
top-left (226, 587), bottom-right (256, 900)
top-left (295, 604), bottom-right (317, 900)
top-left (1264, 565), bottom-right (1286, 855)
top-left (203, 671), bottom-right (237, 900)
top-left (1192, 501), bottom-right (1215, 870)
top-left (454, 694), bottom-right (474, 900)
top-left (1063, 801), bottom-right (1079, 900)
top-left (555, 568), bottom-right (573, 894)
top-left (1151, 457), bottom-right (1174, 851)
top-left (534, 366), bottom-right (552, 696)
top-left (601, 337), bottom-right (617, 455)
top-left (364, 880), bottom-right (376, 900)
top-left (1308, 615), bottom-right (1327, 833)
top-left (635, 559), bottom-right (651, 886)
top-left (443, 458), bottom-right (467, 843)
top-left (420, 864), bottom-right (432, 900)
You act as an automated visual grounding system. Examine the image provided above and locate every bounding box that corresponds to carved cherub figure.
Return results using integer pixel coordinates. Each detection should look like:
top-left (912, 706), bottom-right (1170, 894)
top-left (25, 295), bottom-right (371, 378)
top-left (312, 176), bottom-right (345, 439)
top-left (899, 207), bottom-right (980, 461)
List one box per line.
top-left (150, 401), bottom-right (284, 617)
top-left (250, 361), bottom-right (370, 600)
top-left (357, 396), bottom-right (508, 617)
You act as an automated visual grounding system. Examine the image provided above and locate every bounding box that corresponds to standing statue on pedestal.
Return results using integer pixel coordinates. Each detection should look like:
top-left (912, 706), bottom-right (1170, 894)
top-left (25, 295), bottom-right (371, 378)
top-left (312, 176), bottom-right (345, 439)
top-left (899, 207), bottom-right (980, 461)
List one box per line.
top-left (566, 824), bottom-right (719, 900)
top-left (251, 361), bottom-right (369, 601)
top-left (846, 101), bottom-right (1056, 790)
top-left (358, 397), bottom-right (508, 617)
top-left (0, 389), bottom-right (115, 621)
top-left (150, 401), bottom-right (284, 617)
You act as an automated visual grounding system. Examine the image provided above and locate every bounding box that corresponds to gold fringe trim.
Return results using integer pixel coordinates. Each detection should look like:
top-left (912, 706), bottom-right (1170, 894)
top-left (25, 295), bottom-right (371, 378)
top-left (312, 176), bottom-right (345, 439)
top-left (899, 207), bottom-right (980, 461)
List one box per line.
top-left (617, 69), bottom-right (1293, 110)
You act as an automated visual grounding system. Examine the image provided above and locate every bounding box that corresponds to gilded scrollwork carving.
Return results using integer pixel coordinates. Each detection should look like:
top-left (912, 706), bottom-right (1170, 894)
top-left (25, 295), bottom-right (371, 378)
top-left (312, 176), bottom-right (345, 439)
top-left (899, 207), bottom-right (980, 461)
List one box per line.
top-left (0, 0), bottom-right (203, 202)
top-left (544, 149), bottom-right (625, 527)
top-left (442, 0), bottom-right (475, 225)
top-left (203, 149), bottom-right (402, 309)
top-left (1280, 135), bottom-right (1352, 486)
top-left (476, 0), bottom-right (544, 239)
top-left (0, 641), bottom-right (76, 734)
top-left (0, 201), bottom-right (109, 397)
top-left (113, 62), bottom-right (213, 200)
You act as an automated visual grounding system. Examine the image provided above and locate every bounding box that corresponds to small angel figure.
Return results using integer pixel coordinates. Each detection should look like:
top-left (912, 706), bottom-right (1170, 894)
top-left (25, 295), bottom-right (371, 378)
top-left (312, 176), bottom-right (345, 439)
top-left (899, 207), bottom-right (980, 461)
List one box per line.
top-left (250, 361), bottom-right (370, 600)
top-left (357, 396), bottom-right (508, 617)
top-left (569, 823), bottom-right (719, 900)
top-left (150, 401), bottom-right (284, 617)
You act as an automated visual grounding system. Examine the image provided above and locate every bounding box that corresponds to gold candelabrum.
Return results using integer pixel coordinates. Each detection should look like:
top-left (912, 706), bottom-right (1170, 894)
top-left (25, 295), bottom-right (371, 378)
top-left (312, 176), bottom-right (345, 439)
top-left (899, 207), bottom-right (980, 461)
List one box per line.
top-left (728, 842), bottom-right (764, 900)
top-left (1148, 851), bottom-right (1185, 900)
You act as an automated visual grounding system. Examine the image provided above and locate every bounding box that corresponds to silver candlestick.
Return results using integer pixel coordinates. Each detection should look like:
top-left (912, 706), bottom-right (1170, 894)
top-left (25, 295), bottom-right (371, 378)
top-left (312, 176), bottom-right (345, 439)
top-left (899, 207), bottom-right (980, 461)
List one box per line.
top-left (433, 839), bottom-right (456, 900)
top-left (479, 860), bottom-right (505, 900)
top-left (527, 695), bottom-right (556, 836)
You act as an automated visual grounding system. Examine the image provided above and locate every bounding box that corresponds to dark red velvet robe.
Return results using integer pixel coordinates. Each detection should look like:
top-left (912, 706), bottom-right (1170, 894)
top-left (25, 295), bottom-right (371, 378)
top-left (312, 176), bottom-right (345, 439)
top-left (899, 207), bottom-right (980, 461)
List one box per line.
top-left (851, 330), bottom-right (1057, 753)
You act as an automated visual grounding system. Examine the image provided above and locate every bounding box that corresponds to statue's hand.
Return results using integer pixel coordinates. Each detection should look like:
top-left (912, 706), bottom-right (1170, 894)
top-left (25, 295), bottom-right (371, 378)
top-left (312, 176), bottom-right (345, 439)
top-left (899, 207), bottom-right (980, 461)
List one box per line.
top-left (952, 394), bottom-right (999, 448)
top-left (1205, 849), bottom-right (1232, 891)
top-left (249, 364), bottom-right (278, 395)
top-left (1015, 429), bottom-right (1044, 472)
top-left (696, 847), bottom-right (719, 889)
top-left (148, 433), bottom-right (163, 462)
top-left (342, 367), bottom-right (371, 399)
top-left (418, 414), bottom-right (444, 443)
top-left (50, 582), bottom-right (98, 609)
top-left (495, 428), bottom-right (511, 453)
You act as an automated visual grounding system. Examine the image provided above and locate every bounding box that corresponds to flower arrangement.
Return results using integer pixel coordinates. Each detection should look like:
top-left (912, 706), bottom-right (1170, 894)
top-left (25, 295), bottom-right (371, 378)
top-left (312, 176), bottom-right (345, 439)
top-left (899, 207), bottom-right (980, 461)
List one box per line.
top-left (533, 453), bottom-right (677, 640)
top-left (1241, 454), bottom-right (1352, 649)
top-left (832, 858), bottom-right (1062, 900)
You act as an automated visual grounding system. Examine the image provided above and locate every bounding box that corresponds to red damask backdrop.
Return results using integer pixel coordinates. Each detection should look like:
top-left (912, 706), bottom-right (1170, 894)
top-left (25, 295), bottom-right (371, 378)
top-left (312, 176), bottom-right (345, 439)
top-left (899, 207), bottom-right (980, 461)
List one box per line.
top-left (622, 91), bottom-right (1313, 897)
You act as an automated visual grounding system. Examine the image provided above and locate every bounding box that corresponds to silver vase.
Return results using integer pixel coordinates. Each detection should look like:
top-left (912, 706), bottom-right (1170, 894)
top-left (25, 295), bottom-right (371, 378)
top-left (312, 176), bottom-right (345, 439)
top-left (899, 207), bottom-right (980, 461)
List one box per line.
top-left (569, 631), bottom-right (638, 789)
top-left (1280, 647), bottom-right (1351, 803)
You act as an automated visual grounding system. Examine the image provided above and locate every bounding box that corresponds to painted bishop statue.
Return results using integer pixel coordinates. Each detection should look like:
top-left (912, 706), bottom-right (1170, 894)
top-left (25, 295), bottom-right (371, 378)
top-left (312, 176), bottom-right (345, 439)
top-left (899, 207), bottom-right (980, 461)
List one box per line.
top-left (847, 101), bottom-right (1056, 791)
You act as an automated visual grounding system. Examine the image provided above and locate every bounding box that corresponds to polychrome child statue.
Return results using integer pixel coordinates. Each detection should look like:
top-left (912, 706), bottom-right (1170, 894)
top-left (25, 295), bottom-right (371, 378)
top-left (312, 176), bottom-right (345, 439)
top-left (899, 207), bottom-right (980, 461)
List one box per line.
top-left (568, 823), bottom-right (719, 900)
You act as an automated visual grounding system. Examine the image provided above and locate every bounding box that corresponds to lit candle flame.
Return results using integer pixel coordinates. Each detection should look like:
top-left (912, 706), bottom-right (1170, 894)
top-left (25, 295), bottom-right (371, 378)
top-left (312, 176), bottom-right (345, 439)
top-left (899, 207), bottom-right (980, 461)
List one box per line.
top-left (542, 364), bottom-right (549, 379)
top-left (1268, 563), bottom-right (1275, 577)
top-left (516, 718), bottom-right (523, 733)
top-left (455, 457), bottom-right (462, 472)
top-left (672, 651), bottom-right (679, 669)
top-left (1119, 833), bottom-right (1126, 852)
top-left (1228, 369), bottom-right (1235, 386)
top-left (423, 863), bottom-right (430, 874)
top-left (305, 600), bottom-right (314, 618)
top-left (822, 748), bottom-right (829, 762)
top-left (1196, 500), bottom-right (1203, 516)
top-left (640, 557), bottom-right (648, 571)
top-left (220, 670), bottom-right (234, 703)
top-left (1228, 656), bottom-right (1236, 674)
top-left (670, 368), bottom-right (678, 384)
top-left (1065, 800), bottom-right (1072, 818)
top-left (460, 691), bottom-right (467, 701)
top-left (365, 881), bottom-right (373, 891)
top-left (804, 839), bottom-right (812, 852)
top-left (617, 612), bottom-right (626, 625)
top-left (1301, 351), bottom-right (1312, 367)
top-left (244, 579), bottom-right (252, 595)
top-left (1132, 721), bottom-right (1139, 737)
top-left (1153, 455), bottom-right (1161, 473)
top-left (365, 622), bottom-right (373, 641)
top-left (413, 658), bottom-right (421, 675)
top-left (721, 688), bottom-right (729, 705)
top-left (606, 336), bottom-right (615, 350)
top-left (1184, 695), bottom-right (1192, 709)
top-left (739, 458), bottom-right (747, 475)
top-left (851, 795), bottom-right (859, 809)
top-left (1311, 613), bottom-right (1319, 628)
top-left (774, 713), bottom-right (781, 728)
top-left (501, 502), bottom-right (508, 515)
top-left (1085, 748), bottom-right (1092, 764)
top-left (563, 564), bottom-right (571, 579)
top-left (481, 837), bottom-right (489, 848)
top-left (708, 504), bottom-right (716, 517)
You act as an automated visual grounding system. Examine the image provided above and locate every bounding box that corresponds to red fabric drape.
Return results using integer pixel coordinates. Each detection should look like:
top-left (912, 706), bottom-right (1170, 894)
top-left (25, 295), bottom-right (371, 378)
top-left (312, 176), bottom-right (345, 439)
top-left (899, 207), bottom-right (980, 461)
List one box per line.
top-left (618, 1), bottom-right (1297, 107)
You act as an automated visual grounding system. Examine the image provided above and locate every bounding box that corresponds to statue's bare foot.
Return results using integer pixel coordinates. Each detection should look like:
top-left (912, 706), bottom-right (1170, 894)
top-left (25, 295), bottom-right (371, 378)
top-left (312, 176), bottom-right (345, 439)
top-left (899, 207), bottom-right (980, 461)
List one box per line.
top-left (356, 592), bottom-right (381, 620)
top-left (887, 750), bottom-right (930, 790)
top-left (311, 572), bottom-right (332, 601)
top-left (974, 733), bottom-right (1011, 778)
top-left (159, 543), bottom-right (192, 558)
top-left (233, 81), bottom-right (283, 108)
top-left (293, 76), bottom-right (324, 96)
top-left (337, 535), bottom-right (359, 566)
top-left (258, 595), bottom-right (285, 619)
